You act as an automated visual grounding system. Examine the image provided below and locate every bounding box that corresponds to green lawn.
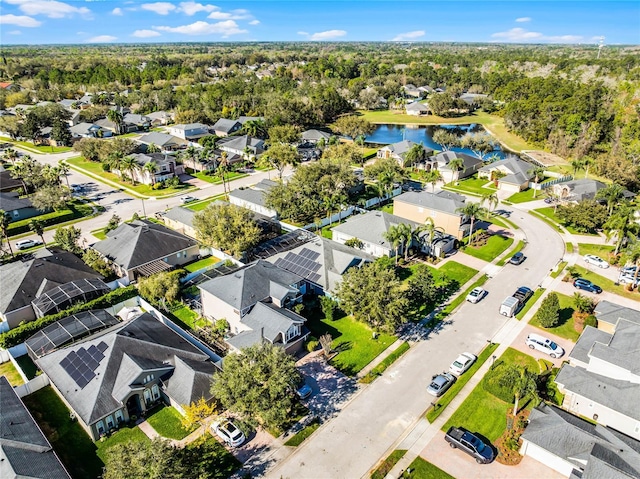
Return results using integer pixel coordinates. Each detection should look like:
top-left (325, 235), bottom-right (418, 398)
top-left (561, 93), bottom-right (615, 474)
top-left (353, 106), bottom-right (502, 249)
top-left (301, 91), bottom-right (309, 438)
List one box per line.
top-left (443, 176), bottom-right (496, 196)
top-left (185, 194), bottom-right (227, 211)
top-left (0, 360), bottom-right (24, 386)
top-left (371, 449), bottom-right (408, 479)
top-left (23, 386), bottom-right (104, 479)
top-left (427, 342), bottom-right (499, 422)
top-left (307, 314), bottom-right (396, 376)
top-left (533, 207), bottom-right (599, 236)
top-left (438, 261), bottom-right (478, 287)
top-left (400, 457), bottom-right (455, 479)
top-left (0, 136), bottom-right (72, 153)
top-left (577, 243), bottom-right (615, 260)
top-left (573, 265), bottom-right (640, 302)
top-left (489, 214), bottom-right (518, 230)
top-left (169, 305), bottom-right (206, 330)
top-left (530, 292), bottom-right (579, 342)
top-left (462, 235), bottom-right (514, 262)
top-left (284, 417), bottom-right (321, 447)
top-left (189, 170), bottom-right (248, 184)
top-left (7, 200), bottom-right (96, 237)
top-left (146, 405), bottom-right (194, 440)
top-left (496, 239), bottom-right (526, 267)
top-left (515, 288), bottom-right (546, 320)
top-left (506, 188), bottom-right (543, 204)
top-left (14, 354), bottom-right (38, 379)
top-left (91, 228), bottom-right (107, 240)
top-left (184, 256), bottom-right (221, 272)
top-left (442, 348), bottom-right (538, 442)
top-left (529, 209), bottom-right (564, 234)
top-left (360, 342), bottom-right (410, 384)
top-left (550, 261), bottom-right (568, 279)
top-left (95, 424), bottom-right (151, 463)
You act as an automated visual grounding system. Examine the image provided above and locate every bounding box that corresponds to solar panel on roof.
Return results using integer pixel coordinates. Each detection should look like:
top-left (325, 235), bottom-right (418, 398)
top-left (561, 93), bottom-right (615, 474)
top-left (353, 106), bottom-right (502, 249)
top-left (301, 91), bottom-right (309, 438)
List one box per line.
top-left (284, 252), bottom-right (296, 261)
top-left (76, 376), bottom-right (89, 388)
top-left (310, 273), bottom-right (322, 283)
top-left (97, 341), bottom-right (108, 352)
top-left (70, 369), bottom-right (82, 381)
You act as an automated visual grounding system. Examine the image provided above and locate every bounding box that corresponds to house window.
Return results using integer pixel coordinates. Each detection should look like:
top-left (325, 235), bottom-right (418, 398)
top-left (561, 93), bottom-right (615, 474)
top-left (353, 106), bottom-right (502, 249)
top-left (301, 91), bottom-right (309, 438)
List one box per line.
top-left (143, 389), bottom-right (152, 406)
top-left (152, 384), bottom-right (160, 400)
top-left (12, 210), bottom-right (19, 217)
top-left (144, 374), bottom-right (154, 384)
top-left (115, 410), bottom-right (124, 424)
top-left (96, 420), bottom-right (105, 435)
top-left (106, 415), bottom-right (114, 429)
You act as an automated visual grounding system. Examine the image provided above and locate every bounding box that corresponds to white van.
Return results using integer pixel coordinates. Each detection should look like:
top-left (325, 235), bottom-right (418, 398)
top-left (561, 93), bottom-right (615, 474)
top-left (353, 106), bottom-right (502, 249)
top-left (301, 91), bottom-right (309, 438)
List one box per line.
top-left (499, 296), bottom-right (520, 317)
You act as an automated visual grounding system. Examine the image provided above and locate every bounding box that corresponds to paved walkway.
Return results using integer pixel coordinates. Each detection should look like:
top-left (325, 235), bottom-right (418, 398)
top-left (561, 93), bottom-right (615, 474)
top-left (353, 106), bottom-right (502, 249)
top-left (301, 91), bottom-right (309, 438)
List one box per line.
top-left (137, 417), bottom-right (211, 448)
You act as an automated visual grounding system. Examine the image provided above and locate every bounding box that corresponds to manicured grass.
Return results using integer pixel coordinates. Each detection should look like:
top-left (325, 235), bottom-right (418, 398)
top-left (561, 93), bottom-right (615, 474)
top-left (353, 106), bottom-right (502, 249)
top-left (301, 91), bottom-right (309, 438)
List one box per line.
top-left (529, 209), bottom-right (565, 234)
top-left (444, 176), bottom-right (496, 197)
top-left (284, 417), bottom-right (321, 447)
top-left (184, 256), bottom-right (221, 272)
top-left (23, 386), bottom-right (104, 479)
top-left (169, 305), bottom-right (206, 330)
top-left (7, 200), bottom-right (95, 237)
top-left (566, 243), bottom-right (574, 254)
top-left (442, 348), bottom-right (539, 442)
top-left (496, 239), bottom-right (525, 267)
top-left (506, 188), bottom-right (543, 204)
top-left (399, 456), bottom-right (455, 479)
top-left (146, 405), bottom-right (194, 440)
top-left (0, 136), bottom-right (72, 153)
top-left (91, 228), bottom-right (107, 240)
top-left (515, 288), bottom-right (546, 320)
top-left (95, 424), bottom-right (151, 463)
top-left (577, 243), bottom-right (615, 261)
top-left (426, 342), bottom-right (499, 423)
top-left (360, 342), bottom-right (410, 384)
top-left (185, 194), bottom-right (227, 211)
top-left (462, 235), bottom-right (514, 262)
top-left (0, 360), bottom-right (25, 386)
top-left (574, 265), bottom-right (640, 302)
top-left (530, 292), bottom-right (579, 342)
top-left (307, 314), bottom-right (396, 376)
top-left (435, 274), bottom-right (488, 321)
top-left (550, 261), bottom-right (568, 279)
top-left (438, 261), bottom-right (478, 287)
top-left (14, 354), bottom-right (38, 379)
top-left (533, 207), bottom-right (599, 236)
top-left (371, 449), bottom-right (408, 479)
top-left (190, 170), bottom-right (248, 184)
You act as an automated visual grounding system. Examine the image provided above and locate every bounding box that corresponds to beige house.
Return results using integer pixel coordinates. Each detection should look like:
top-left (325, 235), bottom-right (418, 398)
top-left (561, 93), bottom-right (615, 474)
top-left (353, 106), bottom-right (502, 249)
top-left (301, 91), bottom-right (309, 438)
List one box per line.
top-left (477, 157), bottom-right (533, 193)
top-left (393, 190), bottom-right (469, 239)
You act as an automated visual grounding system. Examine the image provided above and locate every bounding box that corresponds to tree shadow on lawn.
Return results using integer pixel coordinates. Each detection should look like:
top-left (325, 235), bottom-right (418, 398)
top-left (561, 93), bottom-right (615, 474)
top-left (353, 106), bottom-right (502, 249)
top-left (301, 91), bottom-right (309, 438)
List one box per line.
top-left (558, 307), bottom-right (574, 326)
top-left (306, 317), bottom-right (343, 341)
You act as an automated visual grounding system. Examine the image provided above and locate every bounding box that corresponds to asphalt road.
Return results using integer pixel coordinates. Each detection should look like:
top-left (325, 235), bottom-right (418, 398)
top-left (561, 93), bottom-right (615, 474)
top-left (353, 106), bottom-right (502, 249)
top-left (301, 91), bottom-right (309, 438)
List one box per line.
top-left (266, 207), bottom-right (565, 479)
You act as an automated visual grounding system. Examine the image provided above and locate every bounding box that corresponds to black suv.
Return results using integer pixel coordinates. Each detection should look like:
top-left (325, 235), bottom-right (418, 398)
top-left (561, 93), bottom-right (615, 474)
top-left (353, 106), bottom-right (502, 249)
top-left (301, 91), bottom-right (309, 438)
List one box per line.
top-left (513, 286), bottom-right (533, 304)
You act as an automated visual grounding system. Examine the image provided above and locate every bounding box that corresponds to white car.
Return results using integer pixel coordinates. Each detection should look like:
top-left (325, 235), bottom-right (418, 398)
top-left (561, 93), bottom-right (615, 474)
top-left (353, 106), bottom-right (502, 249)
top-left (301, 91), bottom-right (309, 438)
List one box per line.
top-left (211, 419), bottom-right (245, 447)
top-left (466, 287), bottom-right (486, 304)
top-left (525, 333), bottom-right (565, 359)
top-left (180, 195), bottom-right (197, 204)
top-left (449, 352), bottom-right (477, 376)
top-left (584, 254), bottom-right (609, 269)
top-left (15, 239), bottom-right (42, 250)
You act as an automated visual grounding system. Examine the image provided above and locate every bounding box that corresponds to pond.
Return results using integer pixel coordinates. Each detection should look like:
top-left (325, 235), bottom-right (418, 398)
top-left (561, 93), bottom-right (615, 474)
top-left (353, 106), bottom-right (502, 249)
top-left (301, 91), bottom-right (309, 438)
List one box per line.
top-left (366, 123), bottom-right (507, 160)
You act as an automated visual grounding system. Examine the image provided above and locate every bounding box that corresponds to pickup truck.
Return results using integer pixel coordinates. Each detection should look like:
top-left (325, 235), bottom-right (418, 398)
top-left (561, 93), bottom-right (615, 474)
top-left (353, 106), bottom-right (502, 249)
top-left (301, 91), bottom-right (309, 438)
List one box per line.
top-left (444, 426), bottom-right (494, 464)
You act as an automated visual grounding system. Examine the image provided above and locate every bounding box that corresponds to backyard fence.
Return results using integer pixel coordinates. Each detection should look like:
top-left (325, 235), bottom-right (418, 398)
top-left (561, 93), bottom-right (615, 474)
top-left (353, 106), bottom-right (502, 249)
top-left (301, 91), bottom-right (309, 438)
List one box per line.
top-left (529, 175), bottom-right (573, 190)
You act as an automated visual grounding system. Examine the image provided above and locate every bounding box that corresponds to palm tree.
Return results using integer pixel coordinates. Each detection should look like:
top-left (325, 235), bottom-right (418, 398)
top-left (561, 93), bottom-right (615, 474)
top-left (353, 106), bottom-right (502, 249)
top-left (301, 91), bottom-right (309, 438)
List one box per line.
top-left (146, 143), bottom-right (160, 154)
top-left (404, 143), bottom-right (427, 170)
top-left (383, 225), bottom-right (403, 265)
top-left (143, 161), bottom-right (158, 185)
top-left (414, 218), bottom-right (443, 258)
top-left (456, 202), bottom-right (489, 246)
top-left (0, 210), bottom-right (13, 257)
top-left (603, 203), bottom-right (637, 255)
top-left (218, 151), bottom-right (229, 194)
top-left (317, 137), bottom-right (326, 151)
top-left (424, 169), bottom-right (443, 193)
top-left (58, 163), bottom-right (71, 189)
top-left (621, 235), bottom-right (640, 287)
top-left (106, 109), bottom-right (124, 135)
top-left (596, 183), bottom-right (625, 215)
top-left (2, 148), bottom-right (19, 165)
top-left (527, 166), bottom-right (546, 198)
top-left (396, 223), bottom-right (413, 261)
top-left (570, 159), bottom-right (583, 177)
top-left (512, 367), bottom-right (538, 415)
top-left (119, 156), bottom-right (138, 184)
top-left (242, 119), bottom-right (267, 139)
top-left (28, 219), bottom-right (45, 246)
top-left (185, 145), bottom-right (199, 166)
top-left (583, 156), bottom-right (594, 179)
top-left (481, 191), bottom-right (499, 213)
top-left (448, 157), bottom-right (464, 184)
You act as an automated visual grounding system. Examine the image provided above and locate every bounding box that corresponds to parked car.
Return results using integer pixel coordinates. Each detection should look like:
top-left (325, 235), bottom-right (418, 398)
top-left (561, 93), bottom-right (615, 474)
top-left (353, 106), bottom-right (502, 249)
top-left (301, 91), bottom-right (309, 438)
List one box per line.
top-left (513, 286), bottom-right (533, 304)
top-left (295, 377), bottom-right (312, 400)
top-left (509, 252), bottom-right (525, 265)
top-left (211, 419), bottom-right (245, 447)
top-left (618, 274), bottom-right (640, 286)
top-left (525, 333), bottom-right (565, 358)
top-left (427, 372), bottom-right (456, 397)
top-left (449, 352), bottom-right (477, 376)
top-left (16, 239), bottom-right (42, 250)
top-left (444, 426), bottom-right (494, 464)
top-left (466, 287), bottom-right (486, 304)
top-left (181, 195), bottom-right (197, 204)
top-left (499, 296), bottom-right (520, 317)
top-left (543, 197), bottom-right (554, 204)
top-left (573, 278), bottom-right (602, 294)
top-left (584, 254), bottom-right (609, 269)
top-left (621, 265), bottom-right (637, 275)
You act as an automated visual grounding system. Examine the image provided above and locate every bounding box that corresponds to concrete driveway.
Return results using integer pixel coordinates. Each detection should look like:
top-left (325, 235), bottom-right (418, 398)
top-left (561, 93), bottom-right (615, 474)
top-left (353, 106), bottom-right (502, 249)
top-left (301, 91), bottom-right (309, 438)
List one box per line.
top-left (420, 431), bottom-right (566, 479)
top-left (510, 324), bottom-right (575, 368)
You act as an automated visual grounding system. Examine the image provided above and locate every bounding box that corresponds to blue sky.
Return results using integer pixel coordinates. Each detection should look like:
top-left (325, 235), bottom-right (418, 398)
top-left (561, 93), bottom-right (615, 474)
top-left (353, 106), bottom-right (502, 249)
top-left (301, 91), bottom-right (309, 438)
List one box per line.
top-left (0, 1), bottom-right (638, 45)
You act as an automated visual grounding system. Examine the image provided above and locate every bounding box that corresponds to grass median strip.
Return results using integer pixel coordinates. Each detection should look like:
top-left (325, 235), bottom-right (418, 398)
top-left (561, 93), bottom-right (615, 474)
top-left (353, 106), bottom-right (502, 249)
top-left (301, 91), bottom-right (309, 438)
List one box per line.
top-left (515, 287), bottom-right (545, 320)
top-left (433, 274), bottom-right (489, 322)
top-left (426, 342), bottom-right (499, 423)
top-left (550, 261), bottom-right (568, 279)
top-left (360, 342), bottom-right (411, 384)
top-left (496, 239), bottom-right (525, 266)
top-left (529, 209), bottom-right (564, 234)
top-left (284, 417), bottom-right (321, 447)
top-left (371, 449), bottom-right (408, 479)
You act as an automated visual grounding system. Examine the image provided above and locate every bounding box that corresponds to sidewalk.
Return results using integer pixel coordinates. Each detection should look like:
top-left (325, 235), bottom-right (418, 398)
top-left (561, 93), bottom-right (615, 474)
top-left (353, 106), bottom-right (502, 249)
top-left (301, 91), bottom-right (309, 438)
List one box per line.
top-left (137, 417), bottom-right (210, 448)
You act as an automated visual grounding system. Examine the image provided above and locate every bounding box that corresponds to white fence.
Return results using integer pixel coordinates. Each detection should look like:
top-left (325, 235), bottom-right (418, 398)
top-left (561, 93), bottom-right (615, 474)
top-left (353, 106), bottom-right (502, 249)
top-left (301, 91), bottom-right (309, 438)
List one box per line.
top-left (15, 374), bottom-right (50, 398)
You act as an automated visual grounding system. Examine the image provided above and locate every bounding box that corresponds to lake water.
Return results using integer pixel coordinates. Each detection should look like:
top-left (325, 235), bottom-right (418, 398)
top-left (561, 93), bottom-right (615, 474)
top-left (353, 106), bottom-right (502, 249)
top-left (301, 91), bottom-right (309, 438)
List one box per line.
top-left (366, 123), bottom-right (507, 159)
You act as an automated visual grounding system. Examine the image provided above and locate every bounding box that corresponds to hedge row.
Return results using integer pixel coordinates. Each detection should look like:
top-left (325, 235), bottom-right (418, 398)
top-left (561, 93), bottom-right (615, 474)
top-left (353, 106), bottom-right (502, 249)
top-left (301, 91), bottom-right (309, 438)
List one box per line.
top-left (0, 286), bottom-right (138, 349)
top-left (7, 209), bottom-right (77, 236)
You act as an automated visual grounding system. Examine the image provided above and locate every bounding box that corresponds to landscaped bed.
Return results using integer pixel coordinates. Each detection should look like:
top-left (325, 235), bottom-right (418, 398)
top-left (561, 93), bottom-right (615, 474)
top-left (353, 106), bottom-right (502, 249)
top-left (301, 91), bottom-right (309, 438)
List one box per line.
top-left (146, 405), bottom-right (195, 440)
top-left (283, 417), bottom-right (321, 447)
top-left (184, 255), bottom-right (221, 272)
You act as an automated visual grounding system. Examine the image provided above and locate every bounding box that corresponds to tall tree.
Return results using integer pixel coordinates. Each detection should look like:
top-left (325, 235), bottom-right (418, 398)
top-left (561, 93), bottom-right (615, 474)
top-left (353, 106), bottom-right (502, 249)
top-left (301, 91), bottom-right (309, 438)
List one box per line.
top-left (333, 115), bottom-right (374, 139)
top-left (106, 109), bottom-right (124, 135)
top-left (58, 163), bottom-right (71, 189)
top-left (447, 157), bottom-right (464, 184)
top-left (0, 210), bottom-right (14, 257)
top-left (383, 225), bottom-right (404, 264)
top-left (193, 203), bottom-right (261, 258)
top-left (28, 219), bottom-right (45, 245)
top-left (481, 191), bottom-right (499, 212)
top-left (527, 166), bottom-right (546, 198)
top-left (456, 202), bottom-right (489, 245)
top-left (423, 169), bottom-right (443, 193)
top-left (432, 129), bottom-right (460, 151)
top-left (143, 161), bottom-right (158, 185)
top-left (537, 292), bottom-right (560, 328)
top-left (512, 367), bottom-right (538, 415)
top-left (31, 185), bottom-right (68, 211)
top-left (119, 156), bottom-right (139, 184)
top-left (404, 143), bottom-right (427, 169)
top-left (267, 125), bottom-right (300, 145)
top-left (603, 203), bottom-right (638, 255)
top-left (261, 143), bottom-right (300, 180)
top-left (596, 183), bottom-right (625, 215)
top-left (53, 225), bottom-right (82, 254)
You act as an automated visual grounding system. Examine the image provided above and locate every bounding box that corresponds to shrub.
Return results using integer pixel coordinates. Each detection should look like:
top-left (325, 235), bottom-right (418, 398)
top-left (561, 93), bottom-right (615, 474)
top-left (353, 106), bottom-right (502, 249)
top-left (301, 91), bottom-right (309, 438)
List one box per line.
top-left (319, 296), bottom-right (338, 321)
top-left (306, 336), bottom-right (319, 352)
top-left (537, 293), bottom-right (560, 328)
top-left (584, 315), bottom-right (597, 329)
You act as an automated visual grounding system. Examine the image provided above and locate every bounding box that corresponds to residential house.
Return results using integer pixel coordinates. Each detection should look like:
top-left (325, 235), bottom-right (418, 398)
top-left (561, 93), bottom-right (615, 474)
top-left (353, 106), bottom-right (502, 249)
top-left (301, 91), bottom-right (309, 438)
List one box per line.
top-left (520, 402), bottom-right (640, 479)
top-left (218, 135), bottom-right (265, 160)
top-left (0, 165), bottom-right (24, 194)
top-left (478, 156), bottom-right (534, 193)
top-left (228, 179), bottom-right (279, 218)
top-left (69, 122), bottom-right (109, 139)
top-left (137, 132), bottom-right (187, 152)
top-left (555, 312), bottom-right (640, 441)
top-left (123, 113), bottom-right (151, 132)
top-left (301, 129), bottom-right (333, 144)
top-left (459, 93), bottom-right (488, 106)
top-left (36, 312), bottom-right (221, 441)
top-left (393, 190), bottom-right (469, 239)
top-left (429, 151), bottom-right (484, 183)
top-left (113, 152), bottom-right (182, 185)
top-left (212, 118), bottom-right (242, 137)
top-left (168, 123), bottom-right (210, 141)
top-left (419, 85), bottom-right (435, 95)
top-left (332, 210), bottom-right (455, 258)
top-left (403, 84), bottom-right (422, 98)
top-left (552, 179), bottom-right (635, 204)
top-left (91, 220), bottom-right (199, 283)
top-left (376, 140), bottom-right (434, 167)
top-left (405, 102), bottom-right (429, 116)
top-left (67, 110), bottom-right (81, 127)
top-left (0, 191), bottom-right (41, 221)
top-left (199, 260), bottom-right (306, 340)
top-left (0, 376), bottom-right (71, 479)
top-left (0, 82), bottom-right (18, 90)
top-left (146, 110), bottom-right (174, 126)
top-left (265, 235), bottom-right (375, 295)
top-left (594, 300), bottom-right (640, 334)
top-left (0, 248), bottom-right (104, 329)
top-left (94, 118), bottom-right (119, 135)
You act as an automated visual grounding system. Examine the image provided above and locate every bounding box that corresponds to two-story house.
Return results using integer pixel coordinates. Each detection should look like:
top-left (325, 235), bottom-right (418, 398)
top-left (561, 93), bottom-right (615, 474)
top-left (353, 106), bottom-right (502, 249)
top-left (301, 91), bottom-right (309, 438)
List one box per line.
top-left (217, 135), bottom-right (265, 160)
top-left (376, 140), bottom-right (434, 167)
top-left (168, 123), bottom-right (211, 141)
top-left (212, 118), bottom-right (242, 137)
top-left (477, 156), bottom-right (534, 193)
top-left (393, 190), bottom-right (469, 239)
top-left (113, 152), bottom-right (182, 185)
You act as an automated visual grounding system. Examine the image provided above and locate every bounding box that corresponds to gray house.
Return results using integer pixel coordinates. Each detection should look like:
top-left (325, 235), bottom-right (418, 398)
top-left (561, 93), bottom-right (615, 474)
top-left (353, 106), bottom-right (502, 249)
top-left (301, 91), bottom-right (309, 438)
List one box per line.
top-left (429, 151), bottom-right (484, 183)
top-left (302, 129), bottom-right (333, 144)
top-left (217, 135), bottom-right (265, 159)
top-left (137, 132), bottom-right (187, 151)
top-left (0, 376), bottom-right (71, 479)
top-left (0, 191), bottom-right (41, 221)
top-left (212, 118), bottom-right (241, 137)
top-left (37, 312), bottom-right (220, 441)
top-left (478, 156), bottom-right (533, 193)
top-left (228, 179), bottom-right (279, 218)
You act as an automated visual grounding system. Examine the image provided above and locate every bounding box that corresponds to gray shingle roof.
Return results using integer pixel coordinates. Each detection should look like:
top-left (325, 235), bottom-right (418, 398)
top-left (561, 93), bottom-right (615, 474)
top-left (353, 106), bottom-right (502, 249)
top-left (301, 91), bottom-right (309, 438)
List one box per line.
top-left (228, 188), bottom-right (268, 208)
top-left (0, 376), bottom-right (71, 479)
top-left (37, 312), bottom-right (218, 425)
top-left (199, 260), bottom-right (302, 312)
top-left (242, 301), bottom-right (304, 343)
top-left (164, 206), bottom-right (196, 229)
top-left (394, 189), bottom-right (466, 215)
top-left (405, 102), bottom-right (429, 112)
top-left (595, 300), bottom-right (640, 327)
top-left (0, 248), bottom-right (102, 315)
top-left (332, 210), bottom-right (420, 249)
top-left (137, 132), bottom-right (181, 146)
top-left (218, 135), bottom-right (265, 153)
top-left (69, 122), bottom-right (99, 136)
top-left (123, 113), bottom-right (150, 125)
top-left (302, 129), bottom-right (332, 141)
top-left (380, 140), bottom-right (434, 157)
top-left (0, 191), bottom-right (33, 211)
top-left (589, 320), bottom-right (640, 374)
top-left (91, 220), bottom-right (197, 271)
top-left (568, 325), bottom-right (612, 365)
top-left (432, 151), bottom-right (483, 171)
top-left (212, 118), bottom-right (241, 133)
top-left (479, 157), bottom-right (533, 185)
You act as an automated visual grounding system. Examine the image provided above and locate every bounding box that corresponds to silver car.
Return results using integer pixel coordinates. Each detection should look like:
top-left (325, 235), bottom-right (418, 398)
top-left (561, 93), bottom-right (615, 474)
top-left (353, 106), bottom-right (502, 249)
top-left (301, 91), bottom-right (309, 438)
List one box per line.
top-left (584, 254), bottom-right (609, 269)
top-left (427, 372), bottom-right (456, 397)
top-left (525, 333), bottom-right (564, 359)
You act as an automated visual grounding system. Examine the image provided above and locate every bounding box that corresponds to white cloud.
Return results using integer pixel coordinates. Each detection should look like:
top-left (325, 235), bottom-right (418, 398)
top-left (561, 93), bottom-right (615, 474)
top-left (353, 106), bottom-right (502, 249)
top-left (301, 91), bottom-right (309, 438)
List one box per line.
top-left (87, 35), bottom-right (117, 43)
top-left (392, 30), bottom-right (425, 41)
top-left (112, 7), bottom-right (123, 15)
top-left (132, 29), bottom-right (161, 38)
top-left (179, 1), bottom-right (219, 15)
top-left (4, 0), bottom-right (91, 19)
top-left (0, 14), bottom-right (42, 27)
top-left (8, 30), bottom-right (22, 35)
top-left (515, 17), bottom-right (531, 23)
top-left (297, 31), bottom-right (308, 36)
top-left (141, 2), bottom-right (176, 15)
top-left (154, 20), bottom-right (247, 37)
top-left (491, 28), bottom-right (582, 43)
top-left (248, 19), bottom-right (260, 25)
top-left (300, 29), bottom-right (347, 41)
top-left (207, 9), bottom-right (252, 20)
